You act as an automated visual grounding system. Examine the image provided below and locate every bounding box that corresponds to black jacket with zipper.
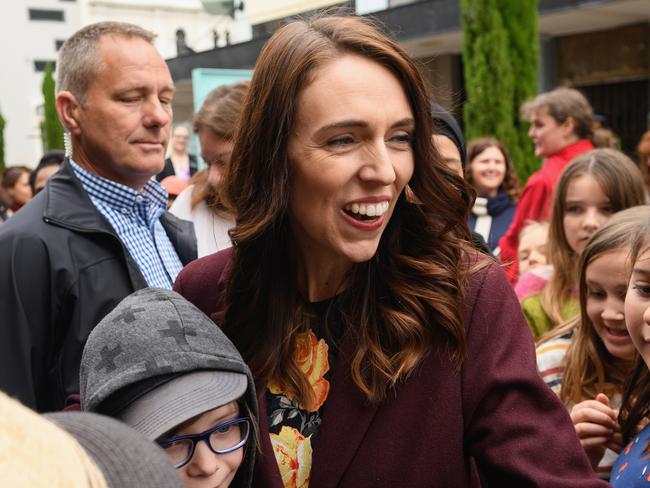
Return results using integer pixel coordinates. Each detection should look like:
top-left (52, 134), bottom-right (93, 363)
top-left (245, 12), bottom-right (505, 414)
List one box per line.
top-left (0, 160), bottom-right (197, 412)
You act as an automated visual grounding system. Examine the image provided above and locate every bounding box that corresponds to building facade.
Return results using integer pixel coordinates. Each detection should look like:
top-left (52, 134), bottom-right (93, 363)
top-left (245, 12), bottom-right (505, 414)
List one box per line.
top-left (0, 0), bottom-right (81, 167)
top-left (167, 0), bottom-right (650, 156)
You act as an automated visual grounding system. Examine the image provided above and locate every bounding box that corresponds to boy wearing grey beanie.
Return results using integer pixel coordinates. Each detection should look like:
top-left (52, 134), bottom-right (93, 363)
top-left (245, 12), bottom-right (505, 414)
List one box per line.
top-left (80, 288), bottom-right (258, 488)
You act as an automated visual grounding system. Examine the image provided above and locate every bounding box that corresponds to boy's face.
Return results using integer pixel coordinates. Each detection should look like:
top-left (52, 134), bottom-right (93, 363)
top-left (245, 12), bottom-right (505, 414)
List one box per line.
top-left (170, 401), bottom-right (244, 488)
top-left (518, 226), bottom-right (549, 276)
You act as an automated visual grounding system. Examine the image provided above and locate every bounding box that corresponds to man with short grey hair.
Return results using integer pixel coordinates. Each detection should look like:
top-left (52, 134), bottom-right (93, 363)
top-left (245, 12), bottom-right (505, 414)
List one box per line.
top-left (0, 21), bottom-right (197, 412)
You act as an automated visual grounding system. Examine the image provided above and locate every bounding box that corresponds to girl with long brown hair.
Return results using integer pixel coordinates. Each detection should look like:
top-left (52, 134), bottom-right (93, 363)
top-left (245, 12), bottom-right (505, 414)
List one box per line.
top-left (611, 214), bottom-right (650, 486)
top-left (170, 81), bottom-right (249, 256)
top-left (536, 206), bottom-right (649, 479)
top-left (175, 14), bottom-right (607, 487)
top-left (522, 149), bottom-right (647, 338)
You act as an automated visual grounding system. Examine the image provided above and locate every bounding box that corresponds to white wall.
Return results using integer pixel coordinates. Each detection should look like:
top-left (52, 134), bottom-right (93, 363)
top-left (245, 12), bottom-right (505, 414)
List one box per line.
top-left (246, 0), bottom-right (339, 25)
top-left (81, 0), bottom-right (242, 60)
top-left (0, 1), bottom-right (81, 167)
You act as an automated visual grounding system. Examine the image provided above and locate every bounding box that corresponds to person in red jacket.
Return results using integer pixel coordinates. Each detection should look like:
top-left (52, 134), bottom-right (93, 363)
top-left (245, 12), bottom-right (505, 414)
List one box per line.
top-left (499, 87), bottom-right (594, 282)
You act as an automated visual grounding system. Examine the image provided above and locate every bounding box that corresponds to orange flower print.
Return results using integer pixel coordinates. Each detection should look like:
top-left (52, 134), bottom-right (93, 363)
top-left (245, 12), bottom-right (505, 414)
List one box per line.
top-left (269, 329), bottom-right (330, 412)
top-left (271, 426), bottom-right (312, 488)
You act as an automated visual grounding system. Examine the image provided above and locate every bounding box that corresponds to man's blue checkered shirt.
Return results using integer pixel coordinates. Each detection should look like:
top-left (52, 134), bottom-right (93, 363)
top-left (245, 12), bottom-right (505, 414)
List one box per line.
top-left (70, 160), bottom-right (183, 289)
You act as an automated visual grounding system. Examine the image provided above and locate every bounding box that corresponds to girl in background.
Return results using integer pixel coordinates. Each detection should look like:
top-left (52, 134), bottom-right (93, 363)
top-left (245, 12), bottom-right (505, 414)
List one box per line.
top-left (170, 81), bottom-right (248, 257)
top-left (466, 137), bottom-right (520, 256)
top-left (514, 221), bottom-right (551, 301)
top-left (537, 206), bottom-right (649, 480)
top-left (522, 149), bottom-right (647, 338)
top-left (610, 215), bottom-right (650, 486)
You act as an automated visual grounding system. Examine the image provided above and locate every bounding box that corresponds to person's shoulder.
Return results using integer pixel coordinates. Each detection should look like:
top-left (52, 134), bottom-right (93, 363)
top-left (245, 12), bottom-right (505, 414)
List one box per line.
top-left (173, 248), bottom-right (232, 316)
top-left (462, 250), bottom-right (511, 308)
top-left (168, 185), bottom-right (194, 220)
top-left (536, 332), bottom-right (572, 357)
top-left (536, 333), bottom-right (571, 394)
top-left (521, 168), bottom-right (552, 193)
top-left (177, 248), bottom-right (232, 283)
top-left (0, 196), bottom-right (48, 242)
top-left (522, 291), bottom-right (543, 308)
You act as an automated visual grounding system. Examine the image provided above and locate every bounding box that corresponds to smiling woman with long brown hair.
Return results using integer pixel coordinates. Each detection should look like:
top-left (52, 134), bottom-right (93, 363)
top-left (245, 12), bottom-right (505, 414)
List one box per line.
top-left (174, 14), bottom-right (607, 487)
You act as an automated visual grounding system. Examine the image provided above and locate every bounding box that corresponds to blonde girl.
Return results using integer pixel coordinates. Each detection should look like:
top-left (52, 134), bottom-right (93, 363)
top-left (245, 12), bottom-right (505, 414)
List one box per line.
top-left (610, 214), bottom-right (650, 486)
top-left (522, 148), bottom-right (647, 338)
top-left (537, 205), bottom-right (650, 479)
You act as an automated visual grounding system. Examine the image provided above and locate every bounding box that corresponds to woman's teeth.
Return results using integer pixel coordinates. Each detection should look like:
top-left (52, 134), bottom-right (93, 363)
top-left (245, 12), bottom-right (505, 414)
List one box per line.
top-left (344, 201), bottom-right (390, 219)
top-left (606, 326), bottom-right (628, 337)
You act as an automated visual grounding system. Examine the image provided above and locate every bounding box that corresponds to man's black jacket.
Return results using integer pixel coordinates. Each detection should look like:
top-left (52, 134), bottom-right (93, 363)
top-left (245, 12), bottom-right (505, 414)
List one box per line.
top-left (0, 160), bottom-right (197, 411)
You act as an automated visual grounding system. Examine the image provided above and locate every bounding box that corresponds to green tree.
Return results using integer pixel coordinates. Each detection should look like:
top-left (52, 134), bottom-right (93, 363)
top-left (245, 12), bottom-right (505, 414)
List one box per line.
top-left (461, 0), bottom-right (540, 182)
top-left (42, 62), bottom-right (65, 151)
top-left (499, 0), bottom-right (540, 180)
top-left (0, 110), bottom-right (5, 172)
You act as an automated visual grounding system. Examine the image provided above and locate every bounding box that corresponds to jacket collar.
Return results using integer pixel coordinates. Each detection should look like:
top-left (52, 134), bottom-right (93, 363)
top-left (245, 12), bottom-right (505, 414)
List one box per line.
top-left (309, 328), bottom-right (381, 486)
top-left (43, 159), bottom-right (197, 266)
top-left (43, 159), bottom-right (120, 235)
top-left (544, 139), bottom-right (594, 169)
top-left (41, 159), bottom-right (198, 289)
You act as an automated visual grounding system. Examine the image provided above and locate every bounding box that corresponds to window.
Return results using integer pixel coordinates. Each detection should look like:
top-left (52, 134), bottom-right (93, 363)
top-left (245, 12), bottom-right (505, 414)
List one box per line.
top-left (28, 9), bottom-right (64, 21)
top-left (34, 61), bottom-right (56, 72)
top-left (55, 40), bottom-right (65, 51)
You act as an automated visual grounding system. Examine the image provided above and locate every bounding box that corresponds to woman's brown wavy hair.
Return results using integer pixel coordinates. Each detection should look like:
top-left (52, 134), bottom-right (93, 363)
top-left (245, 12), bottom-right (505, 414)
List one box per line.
top-left (466, 137), bottom-right (520, 202)
top-left (542, 149), bottom-right (648, 326)
top-left (539, 207), bottom-right (648, 405)
top-left (220, 14), bottom-right (474, 405)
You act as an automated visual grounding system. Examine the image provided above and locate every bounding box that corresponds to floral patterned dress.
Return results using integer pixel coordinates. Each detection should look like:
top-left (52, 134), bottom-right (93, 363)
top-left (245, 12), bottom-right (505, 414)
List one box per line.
top-left (266, 299), bottom-right (343, 488)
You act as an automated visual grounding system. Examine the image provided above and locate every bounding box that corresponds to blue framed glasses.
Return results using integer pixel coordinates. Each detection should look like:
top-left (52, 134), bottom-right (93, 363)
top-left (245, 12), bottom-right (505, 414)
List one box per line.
top-left (158, 416), bottom-right (251, 469)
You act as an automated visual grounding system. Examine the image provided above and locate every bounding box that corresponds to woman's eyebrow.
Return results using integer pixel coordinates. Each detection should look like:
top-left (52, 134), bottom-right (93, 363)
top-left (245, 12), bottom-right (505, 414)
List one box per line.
top-left (315, 119), bottom-right (367, 135)
top-left (314, 117), bottom-right (415, 136)
top-left (631, 268), bottom-right (650, 278)
top-left (391, 118), bottom-right (415, 129)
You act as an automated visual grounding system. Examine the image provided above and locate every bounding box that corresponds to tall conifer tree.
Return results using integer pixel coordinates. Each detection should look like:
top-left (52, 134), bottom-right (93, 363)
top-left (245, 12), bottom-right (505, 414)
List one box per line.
top-left (461, 0), bottom-right (539, 182)
top-left (499, 0), bottom-right (540, 180)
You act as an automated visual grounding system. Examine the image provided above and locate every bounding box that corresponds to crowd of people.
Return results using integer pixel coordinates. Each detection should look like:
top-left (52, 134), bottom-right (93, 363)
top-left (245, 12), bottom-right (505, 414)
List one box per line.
top-left (0, 13), bottom-right (649, 488)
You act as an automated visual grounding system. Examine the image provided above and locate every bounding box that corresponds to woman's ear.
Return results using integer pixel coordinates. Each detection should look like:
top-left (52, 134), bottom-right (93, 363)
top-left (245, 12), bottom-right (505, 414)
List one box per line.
top-left (56, 91), bottom-right (82, 136)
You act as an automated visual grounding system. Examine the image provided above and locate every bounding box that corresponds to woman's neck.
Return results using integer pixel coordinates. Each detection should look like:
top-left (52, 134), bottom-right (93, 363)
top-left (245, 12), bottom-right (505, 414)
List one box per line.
top-left (294, 252), bottom-right (351, 303)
